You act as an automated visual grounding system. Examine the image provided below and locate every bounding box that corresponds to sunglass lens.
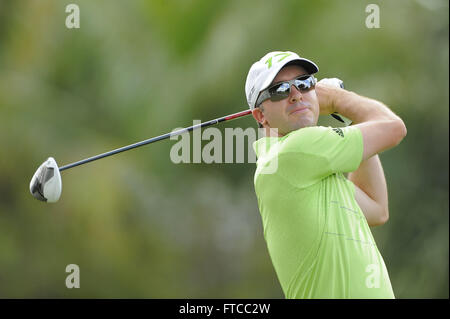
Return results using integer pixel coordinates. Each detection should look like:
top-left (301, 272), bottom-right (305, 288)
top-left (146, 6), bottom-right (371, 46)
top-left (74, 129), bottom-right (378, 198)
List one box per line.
top-left (295, 77), bottom-right (312, 90)
top-left (269, 83), bottom-right (290, 101)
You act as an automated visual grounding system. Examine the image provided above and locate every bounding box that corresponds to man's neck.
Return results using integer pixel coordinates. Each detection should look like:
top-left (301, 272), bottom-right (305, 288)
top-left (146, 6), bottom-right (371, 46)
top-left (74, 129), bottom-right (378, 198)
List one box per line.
top-left (263, 126), bottom-right (284, 137)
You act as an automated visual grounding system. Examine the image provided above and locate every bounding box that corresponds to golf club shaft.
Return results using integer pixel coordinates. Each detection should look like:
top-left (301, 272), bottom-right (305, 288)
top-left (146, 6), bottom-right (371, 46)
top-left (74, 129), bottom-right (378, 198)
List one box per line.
top-left (58, 110), bottom-right (252, 172)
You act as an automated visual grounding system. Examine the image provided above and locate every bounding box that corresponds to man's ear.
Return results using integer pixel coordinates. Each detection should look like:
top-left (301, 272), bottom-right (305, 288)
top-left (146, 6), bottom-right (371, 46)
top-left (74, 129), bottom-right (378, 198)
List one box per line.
top-left (252, 108), bottom-right (265, 126)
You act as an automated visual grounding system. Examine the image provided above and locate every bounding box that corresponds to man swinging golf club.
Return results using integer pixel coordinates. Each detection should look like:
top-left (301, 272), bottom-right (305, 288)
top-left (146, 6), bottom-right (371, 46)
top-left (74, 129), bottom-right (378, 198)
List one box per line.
top-left (246, 51), bottom-right (406, 298)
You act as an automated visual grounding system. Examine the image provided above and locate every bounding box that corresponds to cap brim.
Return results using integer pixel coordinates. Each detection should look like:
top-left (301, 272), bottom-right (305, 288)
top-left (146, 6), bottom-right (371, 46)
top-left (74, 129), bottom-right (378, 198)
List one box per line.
top-left (285, 59), bottom-right (319, 75)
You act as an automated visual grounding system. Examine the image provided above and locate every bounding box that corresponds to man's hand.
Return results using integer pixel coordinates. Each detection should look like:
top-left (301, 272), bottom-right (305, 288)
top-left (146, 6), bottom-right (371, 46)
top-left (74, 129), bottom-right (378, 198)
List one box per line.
top-left (315, 78), bottom-right (343, 115)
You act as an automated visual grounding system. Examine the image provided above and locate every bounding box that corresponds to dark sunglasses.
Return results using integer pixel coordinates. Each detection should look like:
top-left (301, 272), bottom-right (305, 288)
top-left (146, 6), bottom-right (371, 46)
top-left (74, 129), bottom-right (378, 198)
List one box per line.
top-left (256, 75), bottom-right (317, 107)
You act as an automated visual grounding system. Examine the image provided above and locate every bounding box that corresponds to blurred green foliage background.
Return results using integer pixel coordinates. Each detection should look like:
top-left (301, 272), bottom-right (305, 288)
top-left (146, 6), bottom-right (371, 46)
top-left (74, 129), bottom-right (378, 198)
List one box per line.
top-left (0, 0), bottom-right (448, 298)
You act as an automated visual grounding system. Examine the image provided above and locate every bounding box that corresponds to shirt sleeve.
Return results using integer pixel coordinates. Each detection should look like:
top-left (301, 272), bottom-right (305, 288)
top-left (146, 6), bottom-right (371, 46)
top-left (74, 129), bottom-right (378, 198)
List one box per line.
top-left (276, 126), bottom-right (363, 188)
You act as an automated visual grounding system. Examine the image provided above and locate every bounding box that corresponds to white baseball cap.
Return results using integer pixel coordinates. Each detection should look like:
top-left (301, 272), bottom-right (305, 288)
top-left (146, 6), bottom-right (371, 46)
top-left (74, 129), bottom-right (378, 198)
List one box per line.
top-left (245, 51), bottom-right (319, 110)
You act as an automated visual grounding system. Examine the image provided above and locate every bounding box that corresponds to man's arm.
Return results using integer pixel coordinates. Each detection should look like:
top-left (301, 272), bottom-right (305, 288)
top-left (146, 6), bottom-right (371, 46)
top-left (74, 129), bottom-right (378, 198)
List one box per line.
top-left (317, 85), bottom-right (407, 160)
top-left (349, 155), bottom-right (389, 226)
top-left (316, 83), bottom-right (406, 226)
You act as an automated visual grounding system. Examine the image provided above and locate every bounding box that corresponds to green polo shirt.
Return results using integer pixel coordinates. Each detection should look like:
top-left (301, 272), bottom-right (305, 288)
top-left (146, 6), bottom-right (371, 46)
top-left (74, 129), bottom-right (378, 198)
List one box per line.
top-left (253, 125), bottom-right (394, 299)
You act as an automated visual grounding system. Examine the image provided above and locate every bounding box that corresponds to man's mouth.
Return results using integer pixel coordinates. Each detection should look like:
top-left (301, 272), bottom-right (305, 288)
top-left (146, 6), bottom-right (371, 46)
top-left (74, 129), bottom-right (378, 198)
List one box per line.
top-left (289, 107), bottom-right (309, 115)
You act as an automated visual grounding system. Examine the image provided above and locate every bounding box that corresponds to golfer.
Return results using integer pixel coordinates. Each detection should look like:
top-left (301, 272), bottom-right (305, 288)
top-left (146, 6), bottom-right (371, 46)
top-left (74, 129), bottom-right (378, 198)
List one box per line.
top-left (246, 51), bottom-right (406, 298)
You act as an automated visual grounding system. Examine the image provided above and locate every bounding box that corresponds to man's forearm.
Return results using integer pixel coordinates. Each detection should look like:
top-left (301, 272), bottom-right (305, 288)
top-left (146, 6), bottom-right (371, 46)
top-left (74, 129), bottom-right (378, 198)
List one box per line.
top-left (317, 85), bottom-right (402, 124)
top-left (334, 89), bottom-right (402, 124)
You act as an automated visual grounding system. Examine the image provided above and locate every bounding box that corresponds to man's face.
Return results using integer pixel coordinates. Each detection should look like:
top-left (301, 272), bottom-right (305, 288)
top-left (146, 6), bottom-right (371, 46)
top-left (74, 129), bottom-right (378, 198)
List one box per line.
top-left (253, 65), bottom-right (320, 136)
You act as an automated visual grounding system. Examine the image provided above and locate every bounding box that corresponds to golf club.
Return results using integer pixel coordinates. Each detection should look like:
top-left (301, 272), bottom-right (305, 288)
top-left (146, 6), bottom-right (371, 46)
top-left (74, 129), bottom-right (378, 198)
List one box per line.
top-left (29, 78), bottom-right (349, 203)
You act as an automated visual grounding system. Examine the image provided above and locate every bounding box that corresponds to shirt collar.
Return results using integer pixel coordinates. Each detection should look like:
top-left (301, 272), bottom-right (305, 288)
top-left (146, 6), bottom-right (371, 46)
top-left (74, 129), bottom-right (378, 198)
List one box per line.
top-left (253, 136), bottom-right (281, 158)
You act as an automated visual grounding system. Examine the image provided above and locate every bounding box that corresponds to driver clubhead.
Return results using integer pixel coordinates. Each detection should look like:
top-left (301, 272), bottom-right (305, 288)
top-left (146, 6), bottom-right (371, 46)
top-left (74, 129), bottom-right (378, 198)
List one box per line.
top-left (29, 157), bottom-right (62, 203)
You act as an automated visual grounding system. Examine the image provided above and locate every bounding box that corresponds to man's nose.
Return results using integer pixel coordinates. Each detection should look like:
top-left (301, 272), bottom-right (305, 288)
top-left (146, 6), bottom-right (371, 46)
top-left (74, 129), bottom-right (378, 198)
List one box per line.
top-left (289, 85), bottom-right (303, 103)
